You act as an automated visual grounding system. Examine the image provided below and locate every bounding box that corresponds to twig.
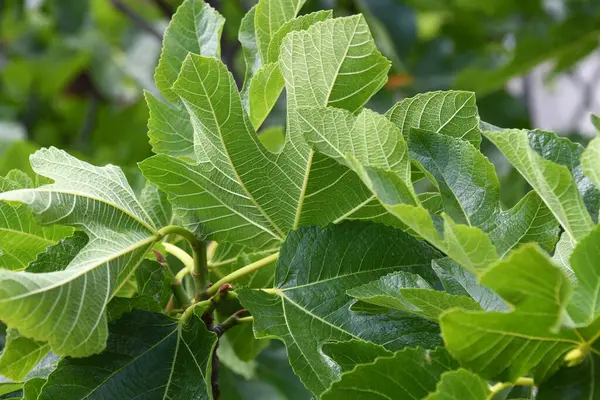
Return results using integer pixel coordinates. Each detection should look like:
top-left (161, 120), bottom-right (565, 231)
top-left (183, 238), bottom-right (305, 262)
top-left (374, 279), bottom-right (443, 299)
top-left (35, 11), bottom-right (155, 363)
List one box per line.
top-left (152, 0), bottom-right (173, 18)
top-left (110, 0), bottom-right (163, 41)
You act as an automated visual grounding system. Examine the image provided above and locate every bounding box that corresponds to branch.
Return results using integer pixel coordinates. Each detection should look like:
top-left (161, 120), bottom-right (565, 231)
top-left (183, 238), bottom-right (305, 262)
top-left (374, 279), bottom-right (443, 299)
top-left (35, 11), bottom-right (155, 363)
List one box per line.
top-left (110, 0), bottom-right (163, 41)
top-left (152, 0), bottom-right (173, 17)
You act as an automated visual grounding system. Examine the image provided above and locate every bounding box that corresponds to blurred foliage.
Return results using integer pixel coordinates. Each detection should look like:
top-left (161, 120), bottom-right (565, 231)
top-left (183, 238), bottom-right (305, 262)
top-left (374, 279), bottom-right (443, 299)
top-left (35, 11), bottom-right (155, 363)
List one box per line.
top-left (1, 0), bottom-right (600, 395)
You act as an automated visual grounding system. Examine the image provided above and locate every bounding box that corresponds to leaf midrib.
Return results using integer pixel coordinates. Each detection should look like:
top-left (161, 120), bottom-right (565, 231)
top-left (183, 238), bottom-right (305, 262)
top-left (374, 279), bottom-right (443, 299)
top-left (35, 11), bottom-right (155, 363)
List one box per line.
top-left (185, 59), bottom-right (285, 240)
top-left (0, 236), bottom-right (157, 301)
top-left (3, 188), bottom-right (157, 234)
top-left (81, 324), bottom-right (178, 400)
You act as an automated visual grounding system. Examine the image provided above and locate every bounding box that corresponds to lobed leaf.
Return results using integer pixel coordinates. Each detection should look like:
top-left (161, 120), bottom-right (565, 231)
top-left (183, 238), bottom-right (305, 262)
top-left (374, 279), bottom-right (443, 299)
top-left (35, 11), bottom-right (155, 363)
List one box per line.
top-left (320, 347), bottom-right (458, 400)
top-left (0, 171), bottom-right (72, 271)
top-left (424, 369), bottom-right (491, 400)
top-left (386, 91), bottom-right (481, 147)
top-left (239, 221), bottom-right (441, 394)
top-left (0, 148), bottom-right (161, 357)
top-left (143, 15), bottom-right (394, 249)
top-left (485, 129), bottom-right (594, 242)
top-left (155, 0), bottom-right (224, 103)
top-left (347, 271), bottom-right (481, 320)
top-left (441, 245), bottom-right (579, 382)
top-left (0, 329), bottom-right (49, 382)
top-left (38, 310), bottom-right (217, 400)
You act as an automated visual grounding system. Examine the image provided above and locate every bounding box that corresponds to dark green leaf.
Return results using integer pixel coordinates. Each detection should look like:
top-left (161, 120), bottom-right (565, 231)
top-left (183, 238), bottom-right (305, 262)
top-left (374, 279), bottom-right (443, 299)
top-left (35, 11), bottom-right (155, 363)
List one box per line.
top-left (320, 347), bottom-right (458, 400)
top-left (38, 310), bottom-right (217, 400)
top-left (239, 221), bottom-right (441, 394)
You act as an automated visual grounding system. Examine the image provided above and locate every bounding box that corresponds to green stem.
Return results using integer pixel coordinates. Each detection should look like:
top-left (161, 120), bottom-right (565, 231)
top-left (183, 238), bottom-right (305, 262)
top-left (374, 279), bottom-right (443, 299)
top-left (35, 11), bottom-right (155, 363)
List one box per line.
top-left (164, 242), bottom-right (194, 280)
top-left (163, 267), bottom-right (191, 309)
top-left (237, 316), bottom-right (253, 324)
top-left (488, 377), bottom-right (534, 398)
top-left (204, 252), bottom-right (279, 297)
top-left (192, 240), bottom-right (208, 300)
top-left (179, 299), bottom-right (212, 325)
top-left (157, 225), bottom-right (208, 300)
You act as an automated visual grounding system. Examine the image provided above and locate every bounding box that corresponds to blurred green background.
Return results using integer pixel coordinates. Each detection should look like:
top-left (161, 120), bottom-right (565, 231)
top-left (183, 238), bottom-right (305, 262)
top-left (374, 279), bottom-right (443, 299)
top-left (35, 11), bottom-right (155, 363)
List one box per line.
top-left (1, 0), bottom-right (600, 397)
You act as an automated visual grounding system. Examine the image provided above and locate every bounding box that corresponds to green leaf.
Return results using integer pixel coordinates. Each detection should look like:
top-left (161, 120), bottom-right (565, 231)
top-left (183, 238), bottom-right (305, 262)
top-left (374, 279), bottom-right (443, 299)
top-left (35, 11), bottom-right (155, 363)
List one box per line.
top-left (246, 10), bottom-right (333, 130)
top-left (424, 369), bottom-right (491, 400)
top-left (0, 148), bottom-right (161, 357)
top-left (140, 182), bottom-right (173, 229)
top-left (592, 114), bottom-right (600, 133)
top-left (255, 0), bottom-right (306, 63)
top-left (247, 62), bottom-right (285, 130)
top-left (536, 353), bottom-right (600, 400)
top-left (296, 106), bottom-right (415, 224)
top-left (386, 91), bottom-right (481, 147)
top-left (258, 126), bottom-right (285, 153)
top-left (142, 16), bottom-right (391, 249)
top-left (0, 329), bottom-right (49, 381)
top-left (321, 340), bottom-right (391, 373)
top-left (527, 129), bottom-right (600, 223)
top-left (483, 191), bottom-right (560, 256)
top-left (320, 347), bottom-right (458, 400)
top-left (0, 383), bottom-right (21, 397)
top-left (239, 6), bottom-right (261, 92)
top-left (485, 129), bottom-right (594, 242)
top-left (106, 260), bottom-right (171, 321)
top-left (581, 136), bottom-right (600, 196)
top-left (353, 167), bottom-right (499, 274)
top-left (348, 271), bottom-right (481, 320)
top-left (145, 91), bottom-right (195, 159)
top-left (266, 10), bottom-right (332, 64)
top-left (238, 221), bottom-right (442, 394)
top-left (25, 232), bottom-right (88, 273)
top-left (432, 258), bottom-right (506, 312)
top-left (38, 310), bottom-right (217, 400)
top-left (281, 15), bottom-right (390, 113)
top-left (408, 127), bottom-right (498, 226)
top-left (567, 224), bottom-right (600, 326)
top-left (155, 0), bottom-right (224, 103)
top-left (22, 377), bottom-right (45, 400)
top-left (441, 244), bottom-right (578, 382)
top-left (0, 171), bottom-right (73, 271)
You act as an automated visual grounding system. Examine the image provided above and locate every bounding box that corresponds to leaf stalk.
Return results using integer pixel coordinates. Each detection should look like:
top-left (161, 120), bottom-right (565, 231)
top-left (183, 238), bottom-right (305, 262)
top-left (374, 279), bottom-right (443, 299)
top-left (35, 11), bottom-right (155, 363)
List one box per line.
top-left (203, 252), bottom-right (280, 297)
top-left (488, 377), bottom-right (534, 398)
top-left (157, 225), bottom-right (209, 300)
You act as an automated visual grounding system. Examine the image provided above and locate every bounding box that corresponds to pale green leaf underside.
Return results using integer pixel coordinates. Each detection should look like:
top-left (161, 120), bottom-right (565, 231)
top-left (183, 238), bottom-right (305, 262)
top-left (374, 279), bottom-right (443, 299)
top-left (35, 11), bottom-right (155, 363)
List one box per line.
top-left (255, 0), bottom-right (306, 63)
top-left (386, 90), bottom-right (482, 147)
top-left (568, 224), bottom-right (600, 326)
top-left (0, 328), bottom-right (50, 381)
top-left (581, 136), bottom-right (600, 193)
top-left (0, 172), bottom-right (72, 271)
top-left (246, 10), bottom-right (332, 130)
top-left (0, 148), bottom-right (160, 357)
top-left (155, 0), bottom-right (224, 103)
top-left (143, 16), bottom-right (393, 248)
